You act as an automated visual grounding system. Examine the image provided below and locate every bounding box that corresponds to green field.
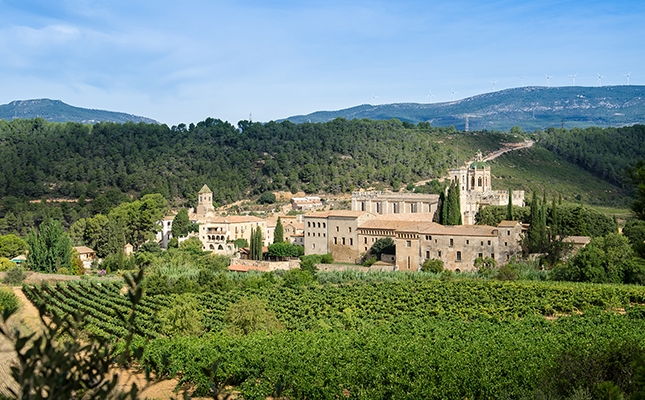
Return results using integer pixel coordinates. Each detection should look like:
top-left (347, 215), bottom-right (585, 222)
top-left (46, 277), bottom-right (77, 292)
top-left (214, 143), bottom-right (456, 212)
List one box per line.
top-left (490, 145), bottom-right (631, 208)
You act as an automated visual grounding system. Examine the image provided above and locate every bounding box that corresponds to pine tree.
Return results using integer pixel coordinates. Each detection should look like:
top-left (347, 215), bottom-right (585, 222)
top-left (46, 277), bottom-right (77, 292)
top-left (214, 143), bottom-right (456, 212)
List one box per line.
top-left (274, 217), bottom-right (284, 244)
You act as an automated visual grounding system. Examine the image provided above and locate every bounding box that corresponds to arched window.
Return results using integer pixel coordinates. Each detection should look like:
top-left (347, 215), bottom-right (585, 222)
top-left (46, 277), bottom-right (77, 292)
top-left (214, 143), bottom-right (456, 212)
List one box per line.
top-left (209, 244), bottom-right (214, 250)
top-left (471, 177), bottom-right (475, 187)
top-left (307, 222), bottom-right (311, 227)
top-left (478, 177), bottom-right (482, 187)
top-left (218, 245), bottom-right (223, 250)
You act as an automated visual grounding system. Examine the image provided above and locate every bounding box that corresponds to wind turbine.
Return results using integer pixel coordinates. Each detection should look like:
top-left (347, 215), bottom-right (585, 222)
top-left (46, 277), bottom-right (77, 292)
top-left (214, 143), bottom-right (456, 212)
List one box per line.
top-left (426, 90), bottom-right (435, 102)
top-left (624, 72), bottom-right (632, 85)
top-left (371, 93), bottom-right (379, 103)
top-left (451, 88), bottom-right (458, 101)
top-left (545, 74), bottom-right (552, 87)
top-left (597, 73), bottom-right (604, 87)
top-left (568, 73), bottom-right (577, 86)
top-left (490, 80), bottom-right (498, 91)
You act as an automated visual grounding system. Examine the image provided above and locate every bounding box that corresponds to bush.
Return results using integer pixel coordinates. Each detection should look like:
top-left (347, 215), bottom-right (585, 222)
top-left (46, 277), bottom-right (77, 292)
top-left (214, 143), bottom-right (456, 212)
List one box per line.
top-left (496, 263), bottom-right (519, 281)
top-left (225, 297), bottom-right (282, 335)
top-left (157, 293), bottom-right (204, 337)
top-left (257, 192), bottom-right (276, 204)
top-left (282, 268), bottom-right (314, 287)
top-left (421, 259), bottom-right (444, 273)
top-left (299, 255), bottom-right (321, 274)
top-left (475, 257), bottom-right (497, 278)
top-left (3, 266), bottom-right (26, 285)
top-left (0, 287), bottom-right (19, 315)
top-left (320, 253), bottom-right (334, 264)
top-left (0, 257), bottom-right (14, 272)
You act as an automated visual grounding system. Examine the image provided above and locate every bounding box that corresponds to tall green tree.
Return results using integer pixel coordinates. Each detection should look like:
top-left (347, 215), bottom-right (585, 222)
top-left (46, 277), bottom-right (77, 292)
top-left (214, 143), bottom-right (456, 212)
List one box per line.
top-left (108, 194), bottom-right (167, 248)
top-left (0, 234), bottom-right (27, 259)
top-left (444, 182), bottom-right (462, 225)
top-left (26, 219), bottom-right (71, 273)
top-left (506, 187), bottom-right (513, 221)
top-left (171, 208), bottom-right (190, 238)
top-left (274, 217), bottom-right (284, 244)
top-left (627, 160), bottom-right (645, 220)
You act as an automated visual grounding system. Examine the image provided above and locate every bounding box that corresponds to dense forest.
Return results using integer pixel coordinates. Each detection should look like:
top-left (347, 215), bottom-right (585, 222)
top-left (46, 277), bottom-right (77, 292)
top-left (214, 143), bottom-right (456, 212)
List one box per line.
top-left (538, 124), bottom-right (645, 187)
top-left (0, 117), bottom-right (515, 205)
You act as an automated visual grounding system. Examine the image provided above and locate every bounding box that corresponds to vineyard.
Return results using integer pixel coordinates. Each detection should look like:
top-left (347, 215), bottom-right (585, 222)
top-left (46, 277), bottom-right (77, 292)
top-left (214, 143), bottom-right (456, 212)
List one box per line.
top-left (21, 276), bottom-right (645, 399)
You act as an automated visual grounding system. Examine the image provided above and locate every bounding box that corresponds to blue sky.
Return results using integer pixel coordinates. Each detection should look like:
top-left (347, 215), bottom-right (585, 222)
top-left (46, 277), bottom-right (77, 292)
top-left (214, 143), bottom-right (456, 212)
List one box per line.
top-left (0, 0), bottom-right (643, 125)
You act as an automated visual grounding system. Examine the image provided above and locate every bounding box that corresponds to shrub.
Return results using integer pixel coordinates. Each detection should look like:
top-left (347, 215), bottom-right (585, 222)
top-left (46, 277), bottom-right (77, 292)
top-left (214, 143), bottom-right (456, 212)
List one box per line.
top-left (3, 266), bottom-right (26, 285)
top-left (0, 257), bottom-right (14, 272)
top-left (257, 192), bottom-right (276, 204)
top-left (282, 268), bottom-right (314, 287)
top-left (421, 259), bottom-right (444, 273)
top-left (225, 297), bottom-right (282, 335)
top-left (0, 287), bottom-right (19, 315)
top-left (157, 293), bottom-right (204, 337)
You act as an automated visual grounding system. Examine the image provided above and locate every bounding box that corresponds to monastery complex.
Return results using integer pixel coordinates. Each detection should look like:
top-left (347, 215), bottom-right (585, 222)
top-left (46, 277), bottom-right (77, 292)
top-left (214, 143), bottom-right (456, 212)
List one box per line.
top-left (160, 153), bottom-right (526, 272)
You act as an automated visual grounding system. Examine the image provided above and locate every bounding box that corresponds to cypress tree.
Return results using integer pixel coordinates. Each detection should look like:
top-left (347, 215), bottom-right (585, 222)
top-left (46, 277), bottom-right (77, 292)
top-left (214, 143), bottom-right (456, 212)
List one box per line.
top-left (274, 217), bottom-right (284, 244)
top-left (506, 187), bottom-right (513, 221)
top-left (439, 191), bottom-right (448, 225)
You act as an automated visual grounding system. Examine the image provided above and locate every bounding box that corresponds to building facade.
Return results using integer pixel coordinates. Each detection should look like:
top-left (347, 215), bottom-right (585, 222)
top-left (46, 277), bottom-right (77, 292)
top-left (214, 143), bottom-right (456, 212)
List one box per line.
top-left (304, 210), bottom-right (523, 271)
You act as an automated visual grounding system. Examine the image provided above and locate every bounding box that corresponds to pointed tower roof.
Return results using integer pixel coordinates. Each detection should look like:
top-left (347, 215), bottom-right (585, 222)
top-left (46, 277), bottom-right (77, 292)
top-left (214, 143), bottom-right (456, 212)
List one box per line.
top-left (198, 184), bottom-right (212, 194)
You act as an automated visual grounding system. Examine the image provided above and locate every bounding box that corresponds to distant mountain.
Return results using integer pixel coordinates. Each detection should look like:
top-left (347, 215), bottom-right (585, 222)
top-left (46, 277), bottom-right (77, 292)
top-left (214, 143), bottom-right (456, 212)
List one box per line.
top-left (0, 99), bottom-right (158, 124)
top-left (283, 86), bottom-right (645, 131)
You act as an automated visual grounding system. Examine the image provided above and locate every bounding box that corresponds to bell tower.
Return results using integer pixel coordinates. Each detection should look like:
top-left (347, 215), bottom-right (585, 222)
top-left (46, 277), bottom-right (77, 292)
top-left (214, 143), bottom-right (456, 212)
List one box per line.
top-left (196, 184), bottom-right (215, 216)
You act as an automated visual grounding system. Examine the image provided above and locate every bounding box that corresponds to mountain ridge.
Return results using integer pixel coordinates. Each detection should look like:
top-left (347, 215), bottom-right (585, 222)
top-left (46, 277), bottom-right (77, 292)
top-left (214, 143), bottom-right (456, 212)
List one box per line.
top-left (0, 98), bottom-right (158, 124)
top-left (283, 85), bottom-right (645, 131)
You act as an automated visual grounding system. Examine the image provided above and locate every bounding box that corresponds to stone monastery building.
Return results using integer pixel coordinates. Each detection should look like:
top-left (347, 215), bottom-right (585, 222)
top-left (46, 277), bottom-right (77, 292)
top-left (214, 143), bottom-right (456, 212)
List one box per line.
top-left (306, 153), bottom-right (526, 271)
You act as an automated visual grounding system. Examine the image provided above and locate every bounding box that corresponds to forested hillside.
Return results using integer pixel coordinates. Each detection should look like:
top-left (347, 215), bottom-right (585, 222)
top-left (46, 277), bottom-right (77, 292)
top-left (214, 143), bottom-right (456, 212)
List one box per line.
top-left (538, 124), bottom-right (645, 187)
top-left (0, 117), bottom-right (515, 205)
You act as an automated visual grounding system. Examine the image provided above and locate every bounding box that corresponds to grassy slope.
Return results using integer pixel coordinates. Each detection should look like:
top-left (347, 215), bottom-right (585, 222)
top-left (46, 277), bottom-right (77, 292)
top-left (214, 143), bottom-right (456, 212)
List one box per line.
top-left (489, 145), bottom-right (631, 208)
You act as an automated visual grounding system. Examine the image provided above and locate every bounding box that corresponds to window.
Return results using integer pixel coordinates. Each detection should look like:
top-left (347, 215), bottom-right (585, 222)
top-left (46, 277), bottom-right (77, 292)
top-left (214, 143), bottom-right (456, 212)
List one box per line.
top-left (449, 238), bottom-right (454, 247)
top-left (425, 235), bottom-right (432, 241)
top-left (336, 226), bottom-right (339, 232)
top-left (466, 240), bottom-right (469, 244)
top-left (456, 251), bottom-right (462, 261)
top-left (478, 253), bottom-right (483, 258)
top-left (491, 253), bottom-right (495, 259)
top-left (507, 230), bottom-right (510, 235)
top-left (364, 237), bottom-right (367, 244)
top-left (393, 203), bottom-right (399, 213)
top-left (406, 240), bottom-right (411, 247)
top-left (307, 222), bottom-right (311, 227)
top-left (480, 241), bottom-right (484, 245)
top-left (438, 250), bottom-right (442, 257)
top-left (504, 242), bottom-right (508, 246)
top-left (350, 238), bottom-right (353, 245)
top-left (407, 257), bottom-right (411, 270)
top-left (334, 237), bottom-right (337, 245)
top-left (307, 232), bottom-right (310, 237)
top-left (487, 240), bottom-right (491, 245)
top-left (478, 177), bottom-right (482, 187)
top-left (348, 227), bottom-right (352, 233)
top-left (365, 247), bottom-right (368, 251)
top-left (312, 243), bottom-right (315, 249)
top-left (323, 223), bottom-right (326, 228)
top-left (361, 202), bottom-right (365, 211)
top-left (426, 251), bottom-right (430, 259)
top-left (342, 237), bottom-right (346, 245)
top-left (317, 222), bottom-right (321, 228)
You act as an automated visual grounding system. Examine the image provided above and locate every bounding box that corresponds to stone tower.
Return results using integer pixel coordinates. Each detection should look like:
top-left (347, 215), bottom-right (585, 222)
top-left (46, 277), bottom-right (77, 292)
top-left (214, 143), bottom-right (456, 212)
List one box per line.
top-left (196, 184), bottom-right (215, 216)
top-left (467, 151), bottom-right (491, 192)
